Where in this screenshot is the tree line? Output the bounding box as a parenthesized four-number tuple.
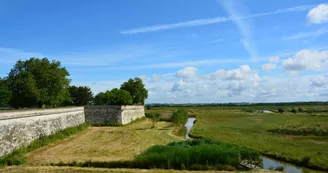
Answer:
(0, 58, 148, 108)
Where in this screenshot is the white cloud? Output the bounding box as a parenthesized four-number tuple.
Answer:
(261, 63, 277, 72)
(307, 4, 328, 24)
(138, 75, 147, 81)
(282, 49, 328, 71)
(150, 74, 161, 82)
(311, 75, 328, 87)
(205, 65, 260, 81)
(269, 56, 280, 63)
(176, 67, 198, 80)
(284, 28, 328, 40)
(120, 4, 315, 34)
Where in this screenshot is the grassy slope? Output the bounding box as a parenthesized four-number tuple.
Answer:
(187, 108, 328, 170)
(27, 120, 182, 164)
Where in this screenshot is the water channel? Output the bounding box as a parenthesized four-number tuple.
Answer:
(184, 117, 325, 173)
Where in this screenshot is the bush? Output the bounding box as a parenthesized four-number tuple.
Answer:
(172, 109, 188, 126)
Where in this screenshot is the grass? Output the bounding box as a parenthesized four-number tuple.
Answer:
(27, 119, 182, 164)
(41, 139, 260, 171)
(0, 166, 276, 173)
(0, 123, 89, 166)
(268, 124, 328, 136)
(134, 139, 260, 170)
(182, 107, 328, 171)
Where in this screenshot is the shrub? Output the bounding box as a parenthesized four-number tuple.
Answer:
(172, 109, 188, 126)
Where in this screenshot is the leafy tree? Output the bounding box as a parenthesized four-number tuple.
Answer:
(68, 86, 93, 106)
(120, 77, 148, 105)
(94, 89, 133, 105)
(107, 88, 133, 105)
(278, 108, 285, 114)
(7, 58, 70, 108)
(94, 92, 107, 105)
(172, 109, 188, 126)
(0, 77, 11, 106)
(145, 112, 160, 128)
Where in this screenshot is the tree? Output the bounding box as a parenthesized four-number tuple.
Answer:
(94, 89, 133, 105)
(0, 77, 11, 107)
(94, 92, 107, 105)
(172, 109, 188, 126)
(145, 112, 160, 128)
(7, 58, 70, 108)
(107, 88, 133, 105)
(278, 108, 285, 114)
(120, 77, 148, 105)
(68, 86, 93, 106)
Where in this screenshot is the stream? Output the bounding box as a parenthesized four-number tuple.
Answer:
(184, 117, 325, 173)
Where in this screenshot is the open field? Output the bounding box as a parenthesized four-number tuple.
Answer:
(27, 120, 182, 164)
(0, 166, 276, 173)
(178, 107, 328, 171)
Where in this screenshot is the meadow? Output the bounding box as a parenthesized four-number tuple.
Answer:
(177, 106, 328, 171)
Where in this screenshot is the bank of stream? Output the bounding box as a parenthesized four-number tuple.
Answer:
(185, 117, 325, 173)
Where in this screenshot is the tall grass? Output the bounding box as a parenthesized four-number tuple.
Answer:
(134, 139, 261, 170)
(0, 123, 89, 166)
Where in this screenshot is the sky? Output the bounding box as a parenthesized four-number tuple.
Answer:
(1, 0, 328, 103)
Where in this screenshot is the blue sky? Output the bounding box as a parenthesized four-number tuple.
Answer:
(1, 0, 328, 103)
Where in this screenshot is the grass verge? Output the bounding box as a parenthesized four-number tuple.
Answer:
(0, 123, 89, 166)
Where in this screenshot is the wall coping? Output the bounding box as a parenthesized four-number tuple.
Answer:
(84, 105, 144, 110)
(0, 107, 84, 121)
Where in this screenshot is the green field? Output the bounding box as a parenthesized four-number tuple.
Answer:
(182, 106, 328, 171)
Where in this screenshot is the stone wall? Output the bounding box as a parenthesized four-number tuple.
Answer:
(84, 105, 145, 125)
(0, 106, 144, 157)
(0, 107, 85, 157)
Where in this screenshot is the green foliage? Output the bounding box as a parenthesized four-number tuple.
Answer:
(107, 88, 133, 105)
(172, 109, 188, 126)
(145, 112, 160, 128)
(93, 89, 133, 105)
(7, 58, 70, 108)
(68, 86, 93, 106)
(134, 139, 260, 170)
(0, 123, 89, 166)
(94, 92, 107, 105)
(298, 107, 303, 112)
(0, 77, 11, 107)
(120, 77, 148, 105)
